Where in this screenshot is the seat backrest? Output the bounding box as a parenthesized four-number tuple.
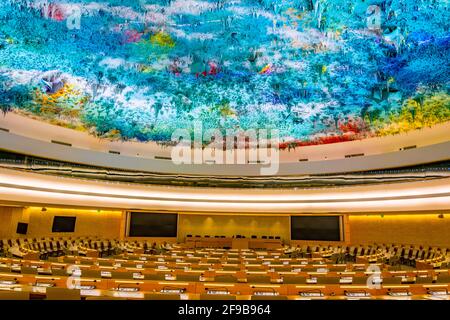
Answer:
(111, 271, 135, 279)
(436, 274, 450, 283)
(144, 273, 167, 281)
(317, 276, 340, 285)
(352, 277, 369, 285)
(21, 266, 38, 275)
(282, 276, 307, 284)
(0, 291, 30, 300)
(176, 274, 199, 282)
(144, 293, 180, 300)
(415, 276, 434, 284)
(214, 275, 238, 283)
(200, 294, 236, 300)
(51, 268, 68, 276)
(46, 287, 81, 300)
(247, 275, 271, 284)
(251, 295, 288, 300)
(382, 277, 403, 285)
(81, 269, 102, 278)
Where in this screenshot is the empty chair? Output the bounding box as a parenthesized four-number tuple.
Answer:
(317, 276, 340, 285)
(352, 277, 369, 285)
(81, 269, 102, 278)
(382, 277, 403, 285)
(0, 291, 30, 300)
(0, 266, 11, 273)
(46, 287, 81, 300)
(85, 296, 127, 300)
(200, 294, 236, 300)
(222, 265, 240, 271)
(436, 274, 450, 283)
(214, 275, 238, 283)
(144, 293, 180, 300)
(20, 266, 38, 275)
(176, 274, 199, 282)
(110, 271, 135, 279)
(51, 268, 68, 276)
(415, 276, 434, 284)
(144, 273, 167, 281)
(282, 276, 307, 284)
(251, 295, 288, 300)
(247, 275, 271, 284)
(329, 265, 347, 272)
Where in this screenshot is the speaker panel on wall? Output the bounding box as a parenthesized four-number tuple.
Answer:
(16, 222, 28, 235)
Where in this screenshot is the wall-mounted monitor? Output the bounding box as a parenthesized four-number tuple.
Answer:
(129, 212, 178, 237)
(16, 222, 28, 235)
(291, 216, 342, 241)
(52, 216, 76, 233)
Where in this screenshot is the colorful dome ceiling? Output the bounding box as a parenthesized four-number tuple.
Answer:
(0, 0, 449, 147)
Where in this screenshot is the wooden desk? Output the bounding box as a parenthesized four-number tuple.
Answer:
(185, 237, 282, 250)
(232, 239, 249, 250)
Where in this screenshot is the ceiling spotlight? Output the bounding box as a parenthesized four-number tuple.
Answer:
(41, 207, 47, 212)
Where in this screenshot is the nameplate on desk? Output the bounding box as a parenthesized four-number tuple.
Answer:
(253, 291, 278, 296)
(161, 288, 184, 294)
(165, 275, 176, 281)
(388, 291, 411, 296)
(35, 282, 55, 288)
(74, 285, 96, 290)
(300, 291, 323, 297)
(113, 263, 121, 267)
(0, 280, 17, 285)
(117, 287, 139, 292)
(101, 271, 112, 277)
(428, 289, 448, 296)
(133, 273, 144, 280)
(307, 278, 317, 284)
(207, 290, 229, 295)
(262, 261, 270, 265)
(340, 277, 353, 284)
(345, 291, 370, 297)
(158, 258, 165, 262)
(158, 265, 168, 270)
(317, 268, 328, 273)
(139, 257, 147, 261)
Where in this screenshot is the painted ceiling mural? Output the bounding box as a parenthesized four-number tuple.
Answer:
(0, 0, 449, 148)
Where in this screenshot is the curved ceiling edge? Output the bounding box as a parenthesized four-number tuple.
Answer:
(0, 129, 449, 176)
(0, 168, 449, 213)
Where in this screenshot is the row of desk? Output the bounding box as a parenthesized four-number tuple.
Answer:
(184, 238, 283, 249)
(0, 271, 449, 300)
